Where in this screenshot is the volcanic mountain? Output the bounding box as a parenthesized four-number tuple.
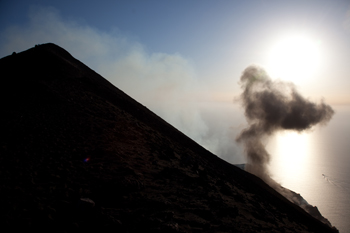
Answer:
(0, 43, 338, 232)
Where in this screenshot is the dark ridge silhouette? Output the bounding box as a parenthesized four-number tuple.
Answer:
(0, 43, 338, 232)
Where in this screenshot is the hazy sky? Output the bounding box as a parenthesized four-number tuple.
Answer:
(1, 0, 349, 162)
(1, 0, 350, 103)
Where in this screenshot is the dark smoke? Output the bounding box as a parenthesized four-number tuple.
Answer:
(236, 65, 334, 183)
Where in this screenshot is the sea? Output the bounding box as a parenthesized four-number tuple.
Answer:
(267, 105, 350, 233)
(153, 101, 350, 232)
(195, 103, 350, 233)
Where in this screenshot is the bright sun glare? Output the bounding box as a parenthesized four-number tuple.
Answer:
(268, 131, 312, 183)
(266, 34, 322, 84)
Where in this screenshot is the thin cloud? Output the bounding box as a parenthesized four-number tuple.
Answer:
(0, 6, 243, 161)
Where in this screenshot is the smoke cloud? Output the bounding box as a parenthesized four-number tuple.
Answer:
(236, 65, 334, 182)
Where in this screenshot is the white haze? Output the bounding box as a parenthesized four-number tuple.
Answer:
(0, 6, 246, 164)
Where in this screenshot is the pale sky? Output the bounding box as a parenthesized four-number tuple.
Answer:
(1, 0, 350, 103)
(1, 0, 349, 162)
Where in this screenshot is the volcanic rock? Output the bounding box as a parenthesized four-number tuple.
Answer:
(0, 43, 338, 232)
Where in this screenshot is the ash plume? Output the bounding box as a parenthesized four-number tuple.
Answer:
(236, 65, 334, 183)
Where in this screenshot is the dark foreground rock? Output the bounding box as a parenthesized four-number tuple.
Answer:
(0, 43, 338, 232)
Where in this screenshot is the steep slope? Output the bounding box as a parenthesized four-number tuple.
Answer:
(0, 43, 338, 232)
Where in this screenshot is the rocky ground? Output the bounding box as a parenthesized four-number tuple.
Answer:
(0, 43, 338, 232)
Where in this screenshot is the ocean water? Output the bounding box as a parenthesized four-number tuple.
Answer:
(267, 105, 350, 233)
(197, 103, 350, 232)
(162, 101, 349, 232)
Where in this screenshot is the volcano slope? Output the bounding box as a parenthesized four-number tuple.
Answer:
(0, 43, 338, 233)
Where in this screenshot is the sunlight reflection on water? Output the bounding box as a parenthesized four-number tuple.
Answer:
(268, 131, 312, 184)
(201, 103, 350, 232)
(266, 106, 350, 232)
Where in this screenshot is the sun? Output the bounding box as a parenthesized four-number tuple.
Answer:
(265, 34, 322, 84)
